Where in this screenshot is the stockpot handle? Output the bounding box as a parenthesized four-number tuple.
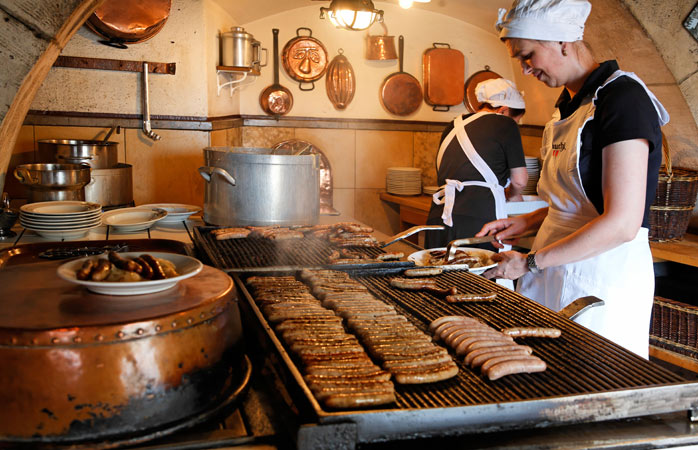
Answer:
(198, 166, 236, 186)
(14, 167, 36, 185)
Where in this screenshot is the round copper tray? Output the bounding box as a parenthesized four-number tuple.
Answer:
(463, 67, 502, 113)
(86, 0, 172, 48)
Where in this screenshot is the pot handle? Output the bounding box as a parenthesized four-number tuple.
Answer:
(198, 166, 236, 186)
(86, 176, 97, 187)
(13, 167, 36, 185)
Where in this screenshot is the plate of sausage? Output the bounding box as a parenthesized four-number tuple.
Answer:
(407, 247, 497, 274)
(57, 251, 203, 296)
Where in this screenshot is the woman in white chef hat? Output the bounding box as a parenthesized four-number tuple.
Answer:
(426, 78, 529, 258)
(477, 0, 669, 358)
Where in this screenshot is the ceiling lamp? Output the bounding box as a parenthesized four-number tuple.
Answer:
(320, 0, 384, 31)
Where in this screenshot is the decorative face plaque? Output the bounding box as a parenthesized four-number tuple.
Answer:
(685, 2, 698, 42)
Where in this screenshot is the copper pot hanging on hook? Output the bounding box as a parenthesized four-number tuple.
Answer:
(282, 27, 329, 91)
(365, 22, 397, 60)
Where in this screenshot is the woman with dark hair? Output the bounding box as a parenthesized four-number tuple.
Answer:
(477, 0, 669, 357)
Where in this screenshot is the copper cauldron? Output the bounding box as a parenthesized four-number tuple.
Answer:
(0, 253, 244, 445)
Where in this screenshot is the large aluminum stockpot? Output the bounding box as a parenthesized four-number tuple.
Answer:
(38, 139, 119, 169)
(199, 147, 319, 227)
(85, 163, 134, 207)
(14, 163, 91, 202)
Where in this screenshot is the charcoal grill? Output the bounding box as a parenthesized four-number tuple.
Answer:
(234, 266, 698, 449)
(193, 226, 413, 273)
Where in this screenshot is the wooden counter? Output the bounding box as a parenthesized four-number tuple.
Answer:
(650, 233, 698, 268)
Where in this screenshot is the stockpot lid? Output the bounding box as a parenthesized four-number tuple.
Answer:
(204, 147, 320, 166)
(38, 139, 119, 147)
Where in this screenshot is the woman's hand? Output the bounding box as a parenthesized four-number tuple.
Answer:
(476, 216, 529, 249)
(482, 251, 528, 280)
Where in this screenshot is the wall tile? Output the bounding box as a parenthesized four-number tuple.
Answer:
(521, 135, 543, 158)
(210, 127, 242, 147)
(414, 131, 441, 187)
(355, 130, 413, 189)
(34, 126, 127, 164)
(294, 128, 356, 189)
(331, 188, 355, 220)
(354, 188, 401, 236)
(241, 127, 295, 148)
(125, 129, 208, 207)
(210, 129, 225, 147)
(5, 126, 35, 203)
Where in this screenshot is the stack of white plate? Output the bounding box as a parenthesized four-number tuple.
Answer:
(523, 157, 541, 195)
(20, 201, 102, 239)
(386, 167, 422, 195)
(423, 185, 440, 195)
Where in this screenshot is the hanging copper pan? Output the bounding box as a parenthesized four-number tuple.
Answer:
(260, 28, 293, 116)
(282, 27, 329, 91)
(86, 0, 172, 49)
(380, 35, 422, 116)
(463, 66, 502, 112)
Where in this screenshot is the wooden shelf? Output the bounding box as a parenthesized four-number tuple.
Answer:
(216, 65, 261, 76)
(650, 345, 698, 373)
(650, 233, 698, 268)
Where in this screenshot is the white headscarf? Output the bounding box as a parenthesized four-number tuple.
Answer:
(475, 78, 525, 109)
(496, 0, 592, 42)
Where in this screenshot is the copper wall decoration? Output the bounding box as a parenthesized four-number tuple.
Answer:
(325, 49, 356, 110)
(282, 27, 328, 91)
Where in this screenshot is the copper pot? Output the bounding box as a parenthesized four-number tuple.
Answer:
(0, 258, 244, 444)
(282, 27, 328, 91)
(365, 22, 397, 60)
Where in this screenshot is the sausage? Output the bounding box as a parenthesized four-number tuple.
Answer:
(446, 292, 497, 303)
(133, 256, 154, 279)
(429, 316, 482, 332)
(403, 267, 443, 277)
(424, 286, 458, 297)
(464, 344, 533, 365)
(457, 338, 516, 356)
(139, 254, 167, 280)
(90, 259, 112, 281)
(391, 361, 459, 384)
(390, 277, 438, 290)
(211, 227, 251, 240)
(108, 251, 142, 273)
(76, 259, 96, 280)
(323, 391, 396, 409)
(501, 327, 562, 338)
(470, 348, 537, 369)
(480, 354, 543, 373)
(486, 358, 547, 381)
(377, 252, 404, 261)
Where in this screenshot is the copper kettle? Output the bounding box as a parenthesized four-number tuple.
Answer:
(365, 22, 397, 60)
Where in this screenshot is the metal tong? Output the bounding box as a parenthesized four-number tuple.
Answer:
(381, 225, 445, 248)
(442, 229, 537, 263)
(142, 62, 161, 141)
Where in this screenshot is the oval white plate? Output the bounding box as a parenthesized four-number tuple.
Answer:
(139, 203, 200, 223)
(21, 218, 102, 230)
(33, 225, 101, 240)
(21, 201, 102, 216)
(408, 247, 497, 275)
(57, 252, 203, 296)
(103, 207, 167, 232)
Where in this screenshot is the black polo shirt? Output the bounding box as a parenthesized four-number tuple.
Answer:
(556, 60, 663, 228)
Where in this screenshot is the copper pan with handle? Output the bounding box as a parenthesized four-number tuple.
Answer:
(85, 0, 171, 49)
(282, 27, 329, 91)
(463, 66, 502, 113)
(380, 35, 422, 116)
(260, 29, 293, 116)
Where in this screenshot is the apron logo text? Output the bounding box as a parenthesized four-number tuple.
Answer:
(552, 142, 566, 157)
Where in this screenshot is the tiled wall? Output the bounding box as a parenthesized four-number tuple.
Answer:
(9, 123, 542, 236)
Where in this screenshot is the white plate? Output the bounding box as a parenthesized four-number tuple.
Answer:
(103, 207, 167, 232)
(139, 203, 201, 223)
(32, 225, 101, 240)
(57, 252, 203, 296)
(21, 218, 102, 231)
(21, 201, 101, 216)
(408, 247, 497, 275)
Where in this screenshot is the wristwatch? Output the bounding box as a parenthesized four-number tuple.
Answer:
(526, 251, 541, 274)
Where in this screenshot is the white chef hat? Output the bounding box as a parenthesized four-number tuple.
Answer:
(475, 78, 525, 109)
(495, 0, 592, 42)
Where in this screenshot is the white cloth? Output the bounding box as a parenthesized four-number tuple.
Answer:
(516, 70, 669, 359)
(496, 0, 592, 42)
(475, 78, 525, 109)
(433, 112, 513, 289)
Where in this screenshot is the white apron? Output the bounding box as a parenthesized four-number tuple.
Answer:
(432, 112, 513, 288)
(517, 70, 670, 358)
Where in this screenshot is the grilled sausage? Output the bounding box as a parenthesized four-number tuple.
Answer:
(391, 361, 459, 384)
(139, 254, 167, 280)
(470, 348, 537, 369)
(501, 327, 562, 338)
(90, 259, 112, 281)
(403, 267, 443, 277)
(76, 259, 96, 280)
(211, 227, 251, 240)
(486, 358, 547, 381)
(132, 256, 154, 279)
(390, 277, 438, 290)
(464, 344, 533, 365)
(457, 339, 516, 356)
(377, 252, 404, 261)
(324, 391, 396, 409)
(480, 354, 543, 373)
(446, 292, 497, 303)
(108, 251, 142, 273)
(429, 316, 482, 332)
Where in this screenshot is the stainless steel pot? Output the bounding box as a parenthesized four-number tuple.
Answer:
(37, 139, 119, 169)
(14, 163, 91, 202)
(221, 27, 266, 69)
(199, 147, 319, 227)
(85, 163, 133, 207)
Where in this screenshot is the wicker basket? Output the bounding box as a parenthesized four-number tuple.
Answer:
(649, 134, 698, 242)
(650, 296, 698, 359)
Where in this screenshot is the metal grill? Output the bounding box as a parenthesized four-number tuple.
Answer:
(193, 226, 411, 273)
(234, 266, 698, 445)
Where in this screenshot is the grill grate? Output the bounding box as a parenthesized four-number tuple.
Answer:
(345, 269, 683, 409)
(193, 226, 409, 272)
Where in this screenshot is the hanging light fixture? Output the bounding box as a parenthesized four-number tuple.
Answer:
(320, 0, 384, 31)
